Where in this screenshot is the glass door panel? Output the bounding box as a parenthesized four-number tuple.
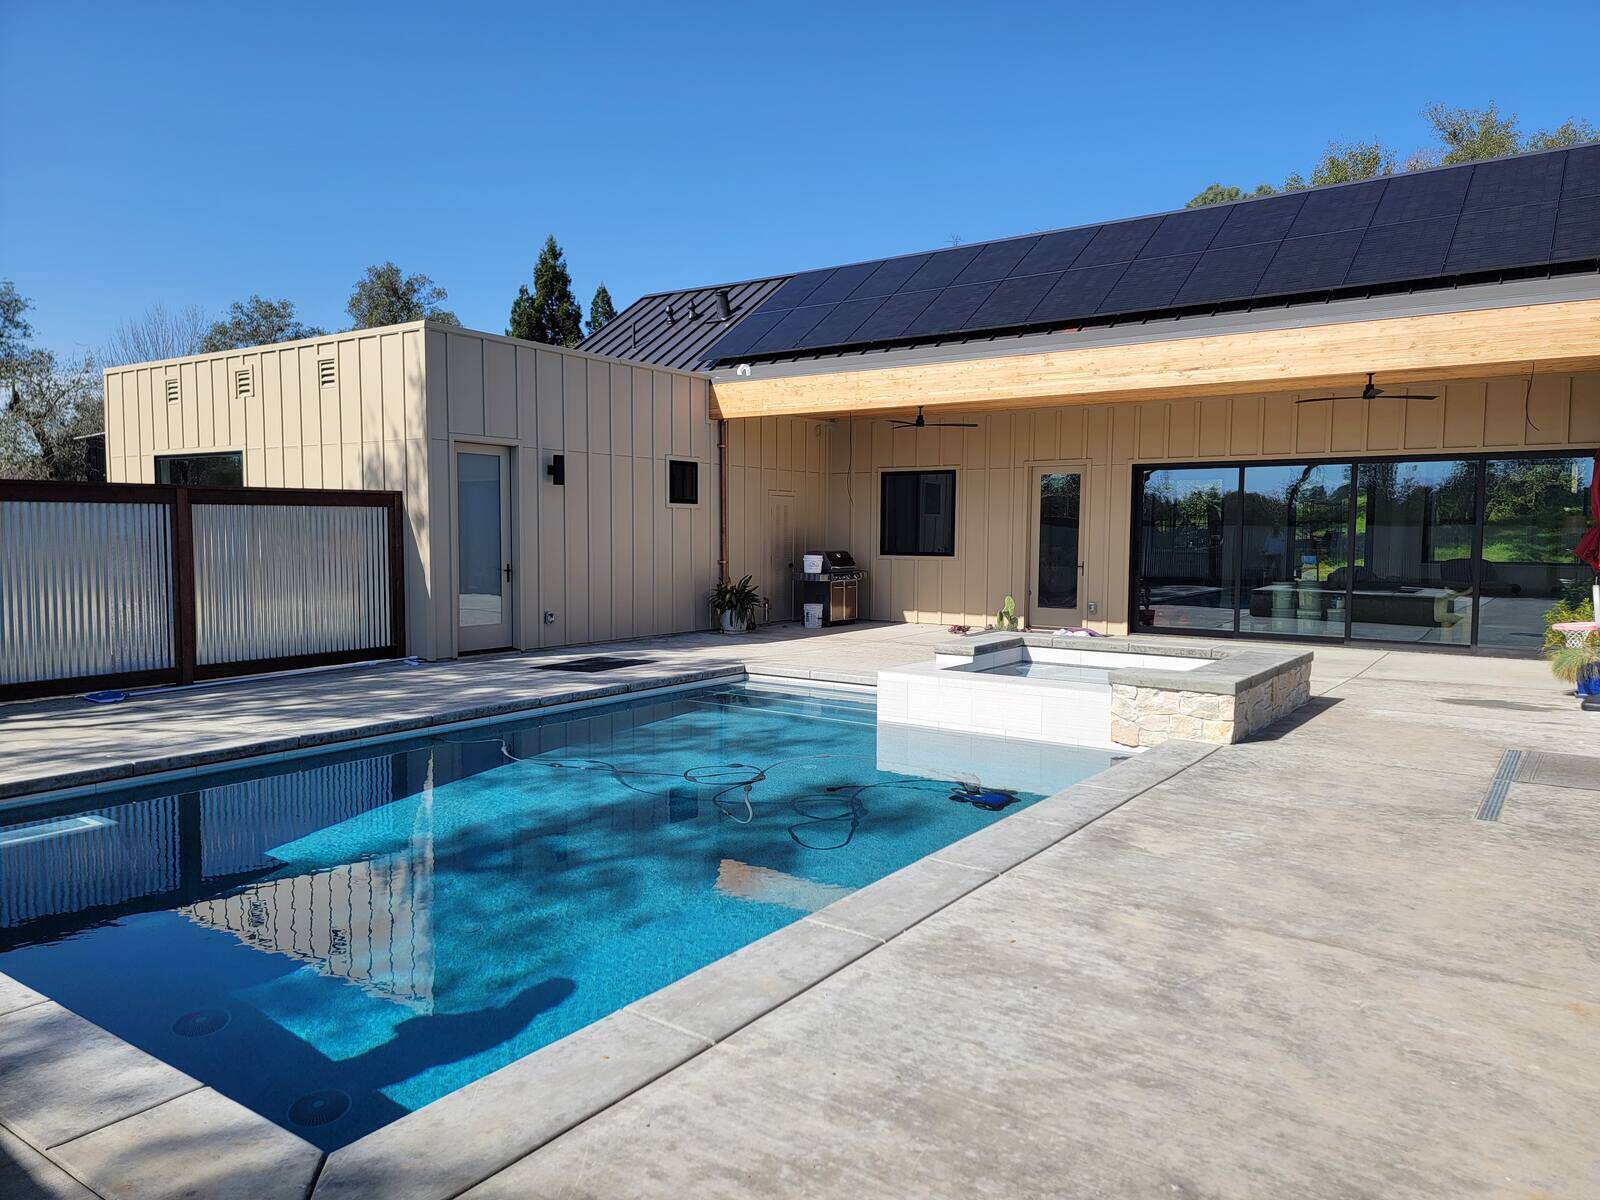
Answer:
(1029, 467, 1084, 627)
(1351, 459, 1475, 645)
(457, 447, 512, 651)
(1135, 467, 1239, 632)
(1477, 454, 1596, 651)
(1238, 463, 1352, 638)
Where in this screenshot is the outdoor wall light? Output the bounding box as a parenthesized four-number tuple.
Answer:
(547, 454, 565, 485)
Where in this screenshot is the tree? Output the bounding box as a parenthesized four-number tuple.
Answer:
(507, 236, 583, 347)
(1, 282, 101, 481)
(587, 283, 618, 337)
(346, 262, 458, 329)
(103, 301, 209, 366)
(200, 295, 325, 352)
(1187, 104, 1597, 206)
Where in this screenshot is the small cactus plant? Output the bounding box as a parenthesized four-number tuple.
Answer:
(995, 595, 1019, 632)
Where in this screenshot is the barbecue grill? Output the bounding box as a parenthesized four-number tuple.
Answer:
(792, 550, 865, 626)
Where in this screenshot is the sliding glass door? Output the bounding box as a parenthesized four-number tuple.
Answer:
(1133, 450, 1596, 650)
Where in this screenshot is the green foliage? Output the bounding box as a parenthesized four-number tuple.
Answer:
(995, 595, 1019, 632)
(508, 236, 584, 347)
(710, 574, 765, 626)
(200, 295, 324, 352)
(0, 282, 101, 481)
(1545, 638, 1599, 684)
(587, 283, 618, 337)
(1187, 104, 1597, 206)
(346, 262, 458, 329)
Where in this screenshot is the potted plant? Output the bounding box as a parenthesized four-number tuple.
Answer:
(710, 575, 766, 633)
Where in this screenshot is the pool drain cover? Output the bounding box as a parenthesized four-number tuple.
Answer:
(289, 1090, 350, 1127)
(172, 1009, 231, 1037)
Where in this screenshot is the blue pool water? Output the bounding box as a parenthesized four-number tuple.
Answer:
(0, 682, 1115, 1149)
(980, 660, 1113, 684)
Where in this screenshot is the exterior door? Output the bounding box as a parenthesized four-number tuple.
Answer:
(768, 492, 796, 621)
(456, 445, 513, 652)
(1027, 464, 1087, 629)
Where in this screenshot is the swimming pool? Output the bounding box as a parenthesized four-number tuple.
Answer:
(979, 660, 1113, 684)
(0, 681, 1115, 1149)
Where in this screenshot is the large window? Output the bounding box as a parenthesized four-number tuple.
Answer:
(1134, 451, 1597, 650)
(881, 470, 956, 557)
(155, 452, 243, 487)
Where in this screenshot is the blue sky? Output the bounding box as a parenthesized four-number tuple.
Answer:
(3, 1, 1598, 355)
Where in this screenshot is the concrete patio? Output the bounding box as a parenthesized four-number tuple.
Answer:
(3, 624, 1599, 1199)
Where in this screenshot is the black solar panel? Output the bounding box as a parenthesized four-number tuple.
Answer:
(963, 272, 1061, 329)
(951, 237, 1040, 285)
(902, 283, 997, 337)
(1009, 227, 1098, 275)
(900, 246, 984, 292)
(1445, 202, 1558, 273)
(846, 254, 932, 300)
(1371, 168, 1471, 225)
(1173, 241, 1280, 305)
(1464, 152, 1565, 210)
(1073, 217, 1162, 267)
(1140, 207, 1230, 257)
(1564, 144, 1600, 200)
(699, 148, 1593, 365)
(1552, 194, 1600, 259)
(1256, 230, 1364, 294)
(1210, 193, 1305, 248)
(1287, 180, 1386, 237)
(1345, 216, 1455, 285)
(1096, 254, 1200, 312)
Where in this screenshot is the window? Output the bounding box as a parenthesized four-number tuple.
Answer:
(1135, 467, 1239, 631)
(155, 452, 244, 487)
(667, 459, 699, 505)
(317, 357, 336, 388)
(1478, 454, 1595, 651)
(881, 470, 956, 556)
(164, 377, 180, 404)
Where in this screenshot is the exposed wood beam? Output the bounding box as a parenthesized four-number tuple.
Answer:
(710, 298, 1600, 419)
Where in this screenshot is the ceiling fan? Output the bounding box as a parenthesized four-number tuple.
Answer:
(888, 406, 978, 429)
(1295, 373, 1438, 404)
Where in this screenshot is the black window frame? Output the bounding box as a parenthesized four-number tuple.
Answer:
(1128, 447, 1597, 656)
(154, 451, 245, 487)
(879, 469, 958, 557)
(667, 458, 699, 506)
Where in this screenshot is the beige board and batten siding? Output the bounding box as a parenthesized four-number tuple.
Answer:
(105, 322, 827, 660)
(823, 370, 1600, 633)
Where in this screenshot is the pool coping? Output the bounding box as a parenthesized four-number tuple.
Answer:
(0, 670, 1212, 1200)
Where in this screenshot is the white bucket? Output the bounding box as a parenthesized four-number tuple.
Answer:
(803, 603, 824, 629)
(802, 553, 824, 574)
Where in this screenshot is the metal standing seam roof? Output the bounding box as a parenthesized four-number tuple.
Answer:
(577, 275, 790, 371)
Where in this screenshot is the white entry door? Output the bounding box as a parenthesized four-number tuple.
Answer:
(768, 493, 796, 621)
(1027, 464, 1088, 629)
(456, 445, 513, 652)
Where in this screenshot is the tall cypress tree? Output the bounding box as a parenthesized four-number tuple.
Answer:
(587, 284, 617, 336)
(508, 236, 583, 347)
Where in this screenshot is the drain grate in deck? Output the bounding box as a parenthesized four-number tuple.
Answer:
(1475, 750, 1521, 822)
(528, 655, 655, 674)
(1514, 749, 1600, 791)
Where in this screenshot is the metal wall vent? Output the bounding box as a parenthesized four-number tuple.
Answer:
(234, 368, 253, 400)
(164, 377, 180, 404)
(317, 357, 337, 388)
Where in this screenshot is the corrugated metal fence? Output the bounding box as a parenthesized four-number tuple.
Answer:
(0, 481, 404, 700)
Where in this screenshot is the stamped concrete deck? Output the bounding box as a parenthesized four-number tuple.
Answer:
(4, 625, 1599, 1198)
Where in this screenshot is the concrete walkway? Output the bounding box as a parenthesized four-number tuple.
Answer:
(4, 627, 1599, 1198)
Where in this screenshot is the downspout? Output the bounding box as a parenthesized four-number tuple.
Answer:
(717, 416, 730, 584)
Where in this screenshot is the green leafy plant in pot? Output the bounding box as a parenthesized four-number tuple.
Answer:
(711, 575, 766, 633)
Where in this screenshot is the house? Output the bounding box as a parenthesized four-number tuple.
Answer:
(105, 145, 1600, 658)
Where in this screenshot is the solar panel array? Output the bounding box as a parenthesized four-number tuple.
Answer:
(701, 146, 1600, 366)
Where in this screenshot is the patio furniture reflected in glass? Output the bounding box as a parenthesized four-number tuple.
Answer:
(1347, 459, 1475, 645)
(1477, 455, 1596, 651)
(1239, 463, 1351, 638)
(1135, 467, 1239, 631)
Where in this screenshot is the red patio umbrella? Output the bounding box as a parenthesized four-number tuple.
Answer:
(1578, 452, 1600, 572)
